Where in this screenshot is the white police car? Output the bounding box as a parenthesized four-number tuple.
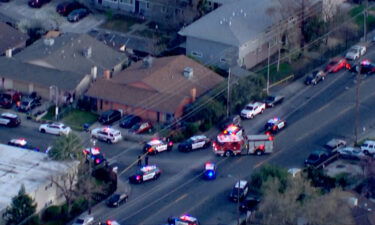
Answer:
(143, 138, 173, 154)
(7, 138, 40, 152)
(178, 135, 211, 152)
(0, 113, 21, 127)
(129, 165, 161, 184)
(168, 215, 199, 225)
(264, 117, 286, 135)
(91, 127, 122, 144)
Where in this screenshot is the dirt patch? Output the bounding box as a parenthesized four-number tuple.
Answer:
(325, 159, 364, 177)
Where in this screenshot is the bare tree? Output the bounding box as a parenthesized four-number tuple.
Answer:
(50, 164, 79, 217)
(254, 175, 354, 225)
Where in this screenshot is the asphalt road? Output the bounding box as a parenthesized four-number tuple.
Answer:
(1, 54, 375, 224)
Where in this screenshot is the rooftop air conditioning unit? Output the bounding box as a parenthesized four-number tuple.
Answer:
(183, 67, 193, 79)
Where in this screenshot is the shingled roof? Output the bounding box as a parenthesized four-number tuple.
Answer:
(86, 55, 224, 113)
(0, 22, 28, 54)
(14, 33, 127, 76)
(0, 58, 85, 91)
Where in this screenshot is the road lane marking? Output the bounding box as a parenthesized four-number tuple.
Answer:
(138, 194, 189, 225)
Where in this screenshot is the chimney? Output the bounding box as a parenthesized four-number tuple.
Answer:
(5, 49, 12, 58)
(183, 67, 193, 79)
(83, 47, 92, 58)
(190, 88, 197, 102)
(91, 66, 97, 81)
(103, 69, 111, 80)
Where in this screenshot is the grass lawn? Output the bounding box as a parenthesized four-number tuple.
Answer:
(100, 15, 143, 33)
(349, 5, 375, 29)
(259, 63, 293, 83)
(133, 29, 158, 38)
(62, 109, 98, 131)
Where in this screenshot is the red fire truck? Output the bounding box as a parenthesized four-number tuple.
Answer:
(212, 124, 274, 156)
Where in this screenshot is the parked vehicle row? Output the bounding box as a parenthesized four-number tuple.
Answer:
(240, 95, 284, 120)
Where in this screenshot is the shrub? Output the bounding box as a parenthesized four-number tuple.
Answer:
(42, 205, 62, 221)
(71, 198, 88, 218)
(199, 120, 212, 132)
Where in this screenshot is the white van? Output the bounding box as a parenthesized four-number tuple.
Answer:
(360, 140, 375, 155)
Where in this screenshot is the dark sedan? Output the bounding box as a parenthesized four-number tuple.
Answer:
(28, 0, 51, 8)
(56, 1, 83, 16)
(264, 95, 284, 108)
(106, 193, 128, 207)
(67, 8, 89, 22)
(119, 115, 141, 129)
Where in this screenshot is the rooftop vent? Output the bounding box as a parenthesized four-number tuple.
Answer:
(44, 38, 54, 46)
(143, 56, 154, 68)
(83, 47, 92, 58)
(183, 67, 193, 79)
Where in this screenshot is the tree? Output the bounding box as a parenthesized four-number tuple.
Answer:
(3, 185, 37, 225)
(249, 164, 289, 195)
(253, 171, 354, 225)
(48, 133, 84, 161)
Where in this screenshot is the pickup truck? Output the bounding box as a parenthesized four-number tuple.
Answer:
(240, 102, 266, 119)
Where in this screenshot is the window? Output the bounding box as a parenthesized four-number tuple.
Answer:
(220, 58, 227, 63)
(175, 8, 181, 14)
(146, 2, 150, 9)
(161, 6, 167, 13)
(191, 51, 203, 58)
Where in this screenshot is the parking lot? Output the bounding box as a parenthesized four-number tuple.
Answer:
(0, 0, 105, 33)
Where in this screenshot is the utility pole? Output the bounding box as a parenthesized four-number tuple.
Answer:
(88, 139, 95, 215)
(237, 179, 240, 225)
(267, 42, 271, 95)
(227, 68, 231, 118)
(364, 0, 368, 41)
(355, 67, 361, 145)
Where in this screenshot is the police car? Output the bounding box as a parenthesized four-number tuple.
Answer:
(129, 165, 161, 184)
(7, 138, 40, 152)
(178, 135, 211, 152)
(168, 215, 199, 225)
(91, 127, 122, 144)
(0, 113, 21, 127)
(264, 117, 286, 135)
(143, 138, 173, 154)
(203, 162, 216, 180)
(83, 147, 106, 165)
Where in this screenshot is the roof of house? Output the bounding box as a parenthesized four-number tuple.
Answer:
(14, 33, 127, 76)
(179, 0, 279, 47)
(0, 144, 79, 212)
(0, 22, 28, 54)
(86, 55, 224, 113)
(0, 58, 86, 90)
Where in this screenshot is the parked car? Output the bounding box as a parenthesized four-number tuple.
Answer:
(338, 147, 365, 160)
(305, 70, 326, 85)
(128, 165, 161, 184)
(324, 138, 346, 151)
(67, 8, 89, 22)
(83, 147, 106, 165)
(119, 115, 141, 129)
(17, 97, 41, 112)
(106, 193, 128, 207)
(143, 138, 173, 154)
(361, 140, 375, 155)
(72, 215, 94, 225)
(28, 0, 51, 8)
(240, 102, 266, 119)
(229, 180, 249, 202)
(325, 57, 349, 73)
(98, 109, 122, 125)
(39, 122, 71, 136)
(264, 95, 284, 108)
(345, 45, 366, 60)
(56, 1, 83, 16)
(129, 121, 152, 134)
(0, 91, 22, 108)
(0, 113, 21, 127)
(304, 150, 330, 167)
(217, 115, 242, 131)
(239, 195, 261, 213)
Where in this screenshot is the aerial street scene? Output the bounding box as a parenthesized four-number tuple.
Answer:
(0, 0, 374, 224)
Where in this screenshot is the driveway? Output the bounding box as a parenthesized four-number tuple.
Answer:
(0, 0, 105, 33)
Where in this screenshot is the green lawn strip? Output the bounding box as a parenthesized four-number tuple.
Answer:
(259, 62, 293, 83)
(100, 15, 142, 33)
(62, 109, 98, 131)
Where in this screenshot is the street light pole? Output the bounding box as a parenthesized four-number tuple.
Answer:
(355, 67, 361, 145)
(88, 139, 96, 215)
(267, 42, 271, 95)
(227, 68, 231, 118)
